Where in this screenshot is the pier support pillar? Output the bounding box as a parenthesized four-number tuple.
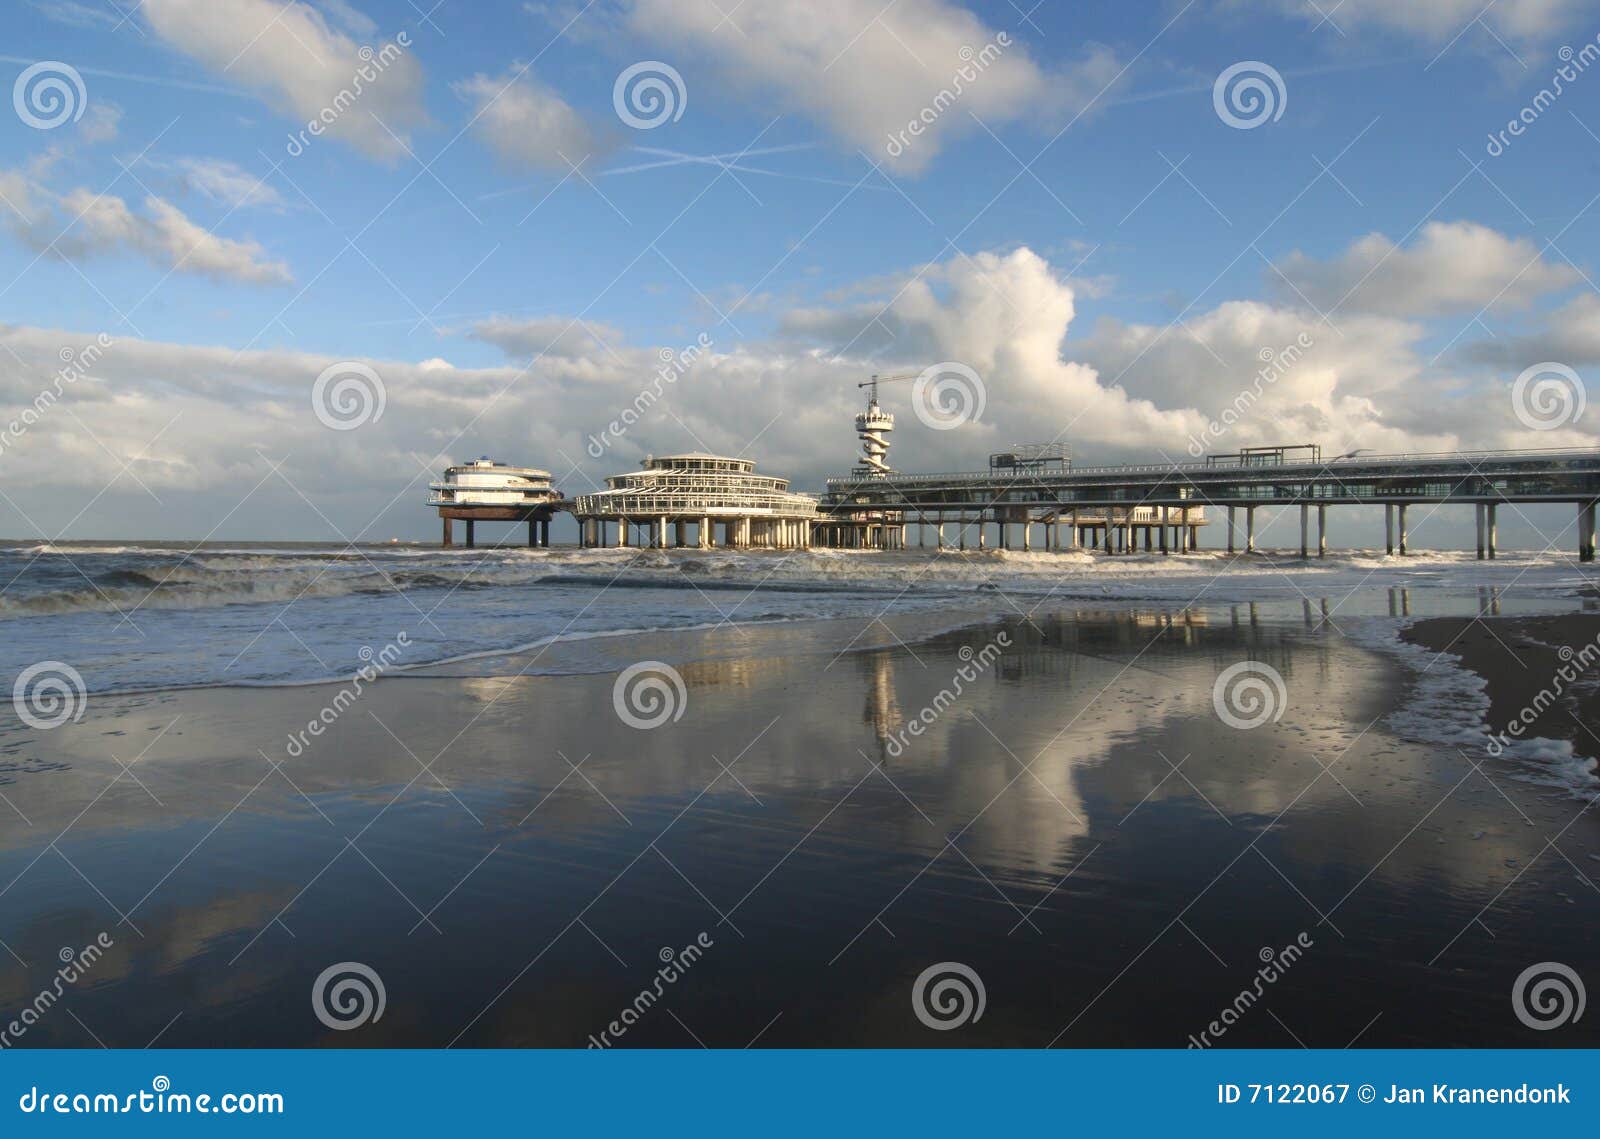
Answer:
(1299, 504, 1309, 558)
(1226, 506, 1235, 554)
(1475, 504, 1486, 560)
(1384, 505, 1394, 555)
(1159, 509, 1168, 555)
(978, 520, 986, 550)
(1022, 520, 1031, 552)
(1069, 511, 1078, 550)
(1245, 505, 1256, 553)
(1487, 504, 1497, 559)
(442, 517, 452, 548)
(617, 518, 628, 548)
(700, 517, 710, 550)
(529, 519, 539, 548)
(1398, 503, 1409, 556)
(1317, 505, 1326, 557)
(465, 520, 475, 549)
(1582, 501, 1597, 562)
(1103, 514, 1113, 555)
(1182, 509, 1192, 553)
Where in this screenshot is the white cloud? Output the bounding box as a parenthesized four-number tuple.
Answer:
(623, 0, 1119, 174)
(1, 157, 291, 284)
(3, 244, 1590, 537)
(80, 102, 123, 144)
(456, 70, 605, 170)
(142, 0, 426, 160)
(1459, 293, 1600, 370)
(163, 157, 286, 210)
(1274, 221, 1578, 318)
(469, 315, 626, 360)
(1266, 0, 1584, 43)
(52, 186, 292, 284)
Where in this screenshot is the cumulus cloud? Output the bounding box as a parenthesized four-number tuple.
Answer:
(142, 0, 426, 160)
(1458, 293, 1600, 370)
(623, 0, 1119, 174)
(456, 70, 606, 170)
(1273, 221, 1578, 318)
(3, 245, 1591, 537)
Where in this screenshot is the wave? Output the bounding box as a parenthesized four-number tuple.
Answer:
(1344, 617, 1600, 799)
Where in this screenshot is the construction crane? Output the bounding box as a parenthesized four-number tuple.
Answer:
(853, 372, 921, 477)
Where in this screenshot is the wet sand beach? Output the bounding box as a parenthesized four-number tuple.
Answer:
(3, 603, 1597, 1048)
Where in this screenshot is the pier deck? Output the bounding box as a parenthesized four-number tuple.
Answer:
(820, 446, 1600, 559)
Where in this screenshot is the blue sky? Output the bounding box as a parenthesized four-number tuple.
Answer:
(2, 0, 1599, 544)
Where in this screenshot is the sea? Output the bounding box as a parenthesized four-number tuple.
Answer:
(2, 539, 1597, 793)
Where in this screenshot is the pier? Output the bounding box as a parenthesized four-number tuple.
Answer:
(572, 454, 817, 549)
(820, 445, 1600, 560)
(429, 458, 562, 548)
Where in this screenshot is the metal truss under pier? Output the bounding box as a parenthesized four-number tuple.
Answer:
(820, 446, 1600, 560)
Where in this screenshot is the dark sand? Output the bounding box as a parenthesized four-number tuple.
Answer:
(1404, 613, 1600, 762)
(2, 606, 1598, 1048)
